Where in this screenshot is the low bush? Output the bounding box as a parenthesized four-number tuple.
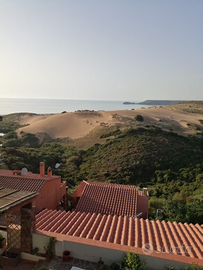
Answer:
(134, 115, 144, 121)
(122, 252, 145, 270)
(198, 119, 203, 124)
(100, 129, 121, 138)
(3, 138, 20, 147)
(3, 131, 18, 140)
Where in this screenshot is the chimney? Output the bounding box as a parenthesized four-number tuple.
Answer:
(143, 187, 148, 196)
(12, 170, 21, 175)
(47, 166, 52, 177)
(40, 162, 45, 177)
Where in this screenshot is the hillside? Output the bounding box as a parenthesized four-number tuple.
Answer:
(1, 101, 203, 224)
(137, 100, 184, 105)
(79, 127, 203, 184)
(1, 126, 203, 191)
(1, 101, 203, 150)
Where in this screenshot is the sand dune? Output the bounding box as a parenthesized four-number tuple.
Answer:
(17, 107, 203, 140)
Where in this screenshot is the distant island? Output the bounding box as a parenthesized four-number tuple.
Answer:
(123, 102, 135, 105)
(137, 100, 184, 106)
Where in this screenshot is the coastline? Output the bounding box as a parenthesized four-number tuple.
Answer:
(0, 98, 150, 115)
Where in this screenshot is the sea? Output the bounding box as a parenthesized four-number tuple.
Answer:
(0, 98, 152, 115)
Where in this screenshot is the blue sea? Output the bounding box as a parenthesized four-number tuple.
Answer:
(0, 98, 151, 115)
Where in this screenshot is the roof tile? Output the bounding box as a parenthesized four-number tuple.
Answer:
(74, 181, 139, 217)
(35, 209, 203, 263)
(0, 169, 60, 193)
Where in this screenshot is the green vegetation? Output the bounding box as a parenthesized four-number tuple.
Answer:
(134, 114, 144, 121)
(122, 252, 145, 270)
(178, 101, 203, 106)
(198, 119, 203, 124)
(37, 267, 49, 270)
(181, 108, 203, 115)
(44, 237, 57, 257)
(184, 265, 203, 270)
(1, 122, 203, 224)
(1, 113, 36, 122)
(170, 101, 203, 115)
(0, 113, 33, 134)
(161, 198, 203, 224)
(2, 132, 40, 148)
(100, 129, 121, 138)
(0, 121, 20, 133)
(32, 247, 39, 255)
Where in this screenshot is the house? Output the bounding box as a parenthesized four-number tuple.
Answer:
(34, 208, 203, 269)
(0, 162, 67, 253)
(0, 162, 67, 214)
(72, 181, 149, 219)
(3, 173, 202, 269)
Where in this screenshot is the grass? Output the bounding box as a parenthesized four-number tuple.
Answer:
(178, 101, 203, 105)
(181, 108, 203, 114)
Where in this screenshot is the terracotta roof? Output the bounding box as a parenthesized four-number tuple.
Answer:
(71, 181, 88, 197)
(0, 170, 60, 193)
(0, 169, 59, 179)
(73, 181, 139, 217)
(35, 209, 203, 265)
(0, 175, 46, 192)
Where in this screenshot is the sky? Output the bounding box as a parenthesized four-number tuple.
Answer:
(0, 0, 203, 101)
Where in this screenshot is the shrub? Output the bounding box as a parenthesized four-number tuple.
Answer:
(100, 129, 121, 138)
(3, 138, 20, 147)
(44, 237, 57, 257)
(20, 133, 40, 147)
(32, 247, 39, 255)
(122, 252, 145, 270)
(198, 119, 203, 124)
(3, 131, 17, 140)
(0, 122, 20, 133)
(134, 115, 144, 121)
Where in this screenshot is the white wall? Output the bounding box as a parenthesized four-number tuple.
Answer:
(32, 233, 192, 270)
(61, 241, 191, 270)
(62, 240, 122, 264)
(32, 233, 50, 254)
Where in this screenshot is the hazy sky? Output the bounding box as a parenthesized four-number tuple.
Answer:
(0, 1, 203, 101)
